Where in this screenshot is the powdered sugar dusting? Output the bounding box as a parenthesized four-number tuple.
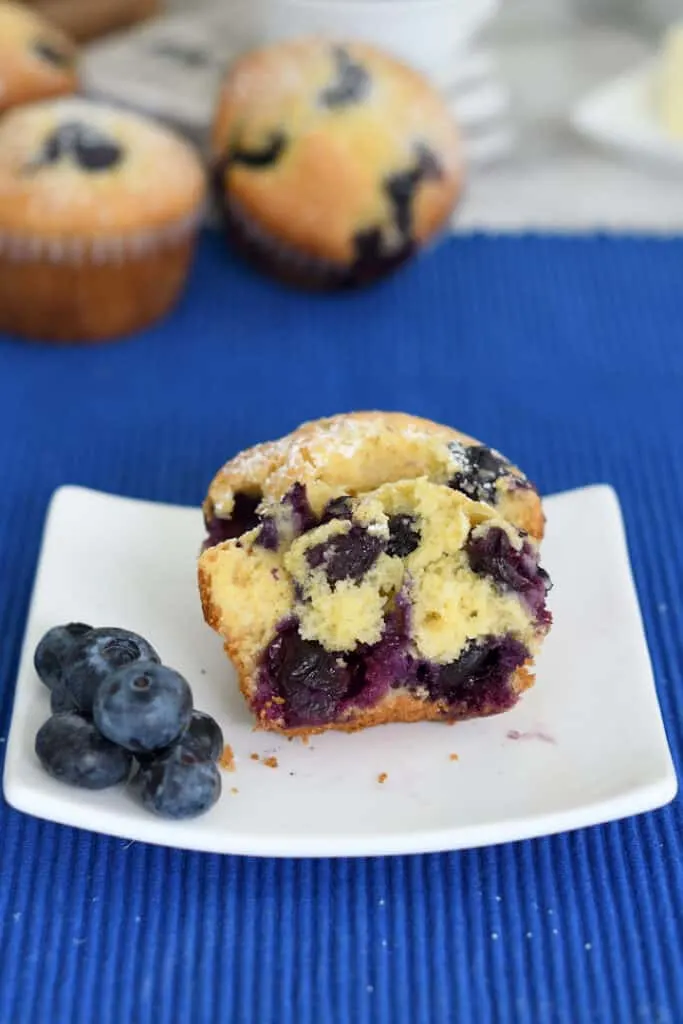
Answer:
(209, 413, 460, 513)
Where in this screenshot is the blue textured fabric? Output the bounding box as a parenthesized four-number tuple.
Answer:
(0, 232, 682, 1024)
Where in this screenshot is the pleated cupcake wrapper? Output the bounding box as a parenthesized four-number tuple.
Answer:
(225, 194, 343, 276)
(225, 193, 415, 283)
(0, 208, 202, 266)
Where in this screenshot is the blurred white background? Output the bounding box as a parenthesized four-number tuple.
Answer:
(84, 0, 683, 232)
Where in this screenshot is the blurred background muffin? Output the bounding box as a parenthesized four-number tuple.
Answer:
(211, 37, 463, 289)
(0, 0, 79, 112)
(0, 97, 206, 342)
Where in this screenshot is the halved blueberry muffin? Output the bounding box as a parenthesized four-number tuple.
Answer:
(203, 411, 544, 549)
(199, 476, 551, 736)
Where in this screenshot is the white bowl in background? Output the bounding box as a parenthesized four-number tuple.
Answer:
(214, 0, 500, 87)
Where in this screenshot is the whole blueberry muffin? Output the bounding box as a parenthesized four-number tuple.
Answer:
(211, 38, 463, 288)
(199, 413, 550, 736)
(0, 1, 78, 113)
(0, 98, 206, 341)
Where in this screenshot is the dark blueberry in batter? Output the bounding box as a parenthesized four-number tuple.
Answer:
(385, 144, 443, 237)
(306, 524, 383, 584)
(386, 514, 421, 558)
(256, 516, 279, 550)
(282, 483, 317, 535)
(29, 122, 123, 173)
(203, 492, 262, 549)
(349, 144, 441, 278)
(230, 131, 288, 168)
(449, 444, 514, 504)
(320, 46, 371, 108)
(266, 624, 351, 726)
(354, 227, 386, 263)
(320, 496, 354, 524)
(33, 40, 73, 68)
(466, 526, 551, 620)
(428, 635, 528, 713)
(351, 227, 413, 285)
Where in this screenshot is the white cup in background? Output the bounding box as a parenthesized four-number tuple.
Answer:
(213, 0, 500, 87)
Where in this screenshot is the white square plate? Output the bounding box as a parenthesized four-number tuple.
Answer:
(572, 62, 683, 170)
(3, 484, 676, 858)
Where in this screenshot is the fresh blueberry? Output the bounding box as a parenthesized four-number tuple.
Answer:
(94, 661, 192, 753)
(63, 627, 160, 712)
(35, 712, 132, 789)
(50, 684, 80, 714)
(34, 622, 92, 691)
(306, 524, 383, 584)
(386, 514, 421, 558)
(133, 745, 222, 819)
(183, 711, 224, 762)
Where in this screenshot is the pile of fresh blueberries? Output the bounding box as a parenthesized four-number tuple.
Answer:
(33, 624, 224, 819)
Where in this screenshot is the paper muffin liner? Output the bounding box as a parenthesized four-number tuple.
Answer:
(217, 184, 414, 291)
(0, 207, 203, 266)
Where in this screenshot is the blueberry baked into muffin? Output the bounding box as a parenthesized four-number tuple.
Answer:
(211, 38, 463, 288)
(0, 1, 78, 113)
(0, 98, 205, 341)
(199, 413, 551, 736)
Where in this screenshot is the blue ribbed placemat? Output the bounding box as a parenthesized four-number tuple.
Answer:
(0, 232, 682, 1023)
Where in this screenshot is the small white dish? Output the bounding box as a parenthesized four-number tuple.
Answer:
(572, 61, 683, 170)
(3, 484, 676, 858)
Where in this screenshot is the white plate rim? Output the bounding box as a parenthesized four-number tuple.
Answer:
(2, 483, 677, 858)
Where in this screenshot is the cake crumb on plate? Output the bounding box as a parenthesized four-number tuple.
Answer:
(219, 745, 236, 772)
(263, 756, 278, 769)
(449, 753, 459, 761)
(377, 772, 388, 784)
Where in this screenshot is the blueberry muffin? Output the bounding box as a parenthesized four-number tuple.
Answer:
(0, 98, 206, 342)
(199, 413, 550, 736)
(211, 38, 463, 289)
(0, 1, 78, 113)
